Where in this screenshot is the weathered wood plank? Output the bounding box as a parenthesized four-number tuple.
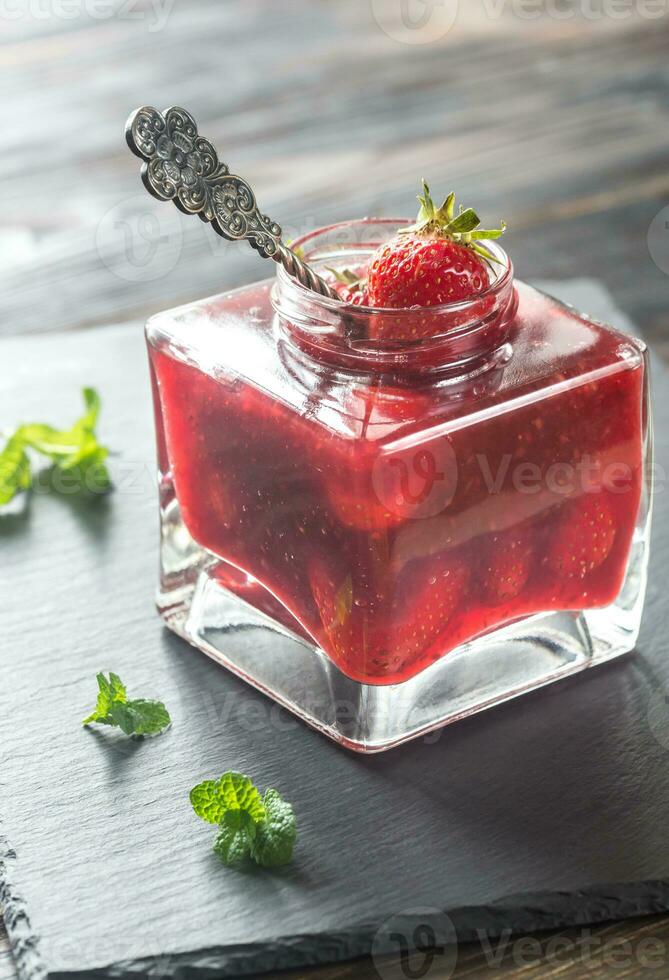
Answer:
(2, 3, 669, 353)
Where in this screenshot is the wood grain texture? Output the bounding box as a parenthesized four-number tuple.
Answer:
(0, 282, 669, 980)
(2, 1, 669, 357)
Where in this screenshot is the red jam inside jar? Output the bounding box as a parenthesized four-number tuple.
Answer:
(148, 220, 649, 687)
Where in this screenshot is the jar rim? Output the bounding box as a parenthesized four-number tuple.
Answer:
(279, 216, 514, 315)
(273, 217, 518, 380)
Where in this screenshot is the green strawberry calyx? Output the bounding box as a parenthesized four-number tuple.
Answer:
(400, 180, 507, 264)
(325, 265, 365, 294)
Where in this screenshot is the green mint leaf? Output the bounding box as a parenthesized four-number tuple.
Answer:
(213, 809, 257, 866)
(82, 672, 115, 723)
(191, 775, 297, 869)
(19, 423, 84, 456)
(189, 781, 224, 823)
(78, 387, 101, 432)
(83, 672, 170, 736)
(17, 388, 111, 494)
(108, 699, 171, 736)
(1, 387, 110, 508)
(105, 702, 136, 734)
(251, 789, 297, 868)
(213, 828, 251, 865)
(190, 772, 266, 825)
(108, 671, 126, 701)
(58, 444, 111, 494)
(0, 433, 32, 506)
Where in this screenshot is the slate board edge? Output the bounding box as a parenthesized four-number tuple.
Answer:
(0, 822, 47, 980)
(4, 882, 669, 980)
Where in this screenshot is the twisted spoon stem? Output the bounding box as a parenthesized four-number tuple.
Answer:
(125, 105, 339, 302)
(274, 243, 337, 299)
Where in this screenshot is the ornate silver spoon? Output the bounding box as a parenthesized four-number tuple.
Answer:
(125, 105, 339, 301)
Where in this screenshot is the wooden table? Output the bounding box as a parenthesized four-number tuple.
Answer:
(3, 2, 669, 977)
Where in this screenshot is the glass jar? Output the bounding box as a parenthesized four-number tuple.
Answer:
(146, 219, 652, 752)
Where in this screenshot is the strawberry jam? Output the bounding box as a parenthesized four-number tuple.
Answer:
(148, 221, 648, 688)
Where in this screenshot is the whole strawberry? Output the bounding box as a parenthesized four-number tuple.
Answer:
(547, 495, 617, 582)
(481, 528, 534, 604)
(366, 182, 505, 319)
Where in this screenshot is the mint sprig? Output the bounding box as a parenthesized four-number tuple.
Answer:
(0, 387, 111, 507)
(83, 672, 171, 737)
(0, 434, 32, 506)
(401, 180, 506, 263)
(190, 772, 297, 868)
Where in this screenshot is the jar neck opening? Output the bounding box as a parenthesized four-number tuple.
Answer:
(272, 218, 517, 381)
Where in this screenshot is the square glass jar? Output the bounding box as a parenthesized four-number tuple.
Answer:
(147, 219, 652, 752)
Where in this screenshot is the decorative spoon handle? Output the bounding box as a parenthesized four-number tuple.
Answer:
(125, 105, 338, 301)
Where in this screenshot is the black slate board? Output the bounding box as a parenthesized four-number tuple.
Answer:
(2, 281, 669, 980)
